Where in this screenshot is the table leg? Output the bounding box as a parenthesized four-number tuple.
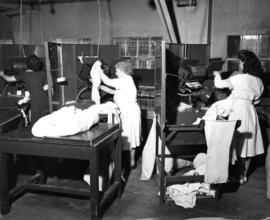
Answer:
(90, 148, 101, 220)
(0, 153, 10, 215)
(34, 156, 49, 184)
(114, 136, 122, 198)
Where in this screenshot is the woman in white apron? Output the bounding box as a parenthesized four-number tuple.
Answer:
(99, 60, 141, 168)
(203, 50, 264, 184)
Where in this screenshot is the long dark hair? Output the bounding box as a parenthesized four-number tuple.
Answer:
(237, 50, 263, 77)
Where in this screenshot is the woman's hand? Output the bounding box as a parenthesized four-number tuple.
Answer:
(0, 70, 16, 82)
(213, 71, 221, 77)
(0, 70, 4, 77)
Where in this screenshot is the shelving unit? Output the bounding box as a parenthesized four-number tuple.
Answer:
(44, 42, 78, 111)
(226, 34, 270, 72)
(112, 36, 162, 69)
(113, 36, 162, 112)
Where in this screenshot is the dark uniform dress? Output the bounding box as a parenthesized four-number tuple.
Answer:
(16, 71, 48, 125)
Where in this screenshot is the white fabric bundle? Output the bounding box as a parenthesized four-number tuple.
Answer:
(193, 153, 207, 175)
(140, 116, 173, 180)
(31, 105, 100, 137)
(90, 60, 102, 104)
(31, 102, 119, 138)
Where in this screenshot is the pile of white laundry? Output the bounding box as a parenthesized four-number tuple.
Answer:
(165, 153, 215, 209)
(32, 101, 119, 138)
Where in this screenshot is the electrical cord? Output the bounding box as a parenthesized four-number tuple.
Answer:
(19, 0, 26, 57)
(97, 0, 101, 57)
(2, 83, 11, 96)
(39, 6, 44, 44)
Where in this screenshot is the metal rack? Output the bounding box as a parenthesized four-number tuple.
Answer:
(156, 40, 219, 204)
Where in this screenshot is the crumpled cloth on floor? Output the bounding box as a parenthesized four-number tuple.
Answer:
(166, 183, 201, 208)
(204, 120, 236, 184)
(90, 60, 102, 104)
(166, 182, 214, 208)
(31, 102, 119, 137)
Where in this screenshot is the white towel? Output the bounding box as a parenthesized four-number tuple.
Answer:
(204, 120, 236, 184)
(140, 116, 173, 180)
(90, 60, 102, 104)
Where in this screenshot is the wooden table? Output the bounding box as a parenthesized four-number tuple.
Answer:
(0, 123, 122, 220)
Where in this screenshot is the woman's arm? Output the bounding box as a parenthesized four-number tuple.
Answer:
(99, 84, 115, 94)
(0, 70, 16, 82)
(89, 77, 115, 94)
(213, 71, 233, 89)
(99, 70, 118, 89)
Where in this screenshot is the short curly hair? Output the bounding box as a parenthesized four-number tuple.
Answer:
(26, 54, 43, 71)
(237, 50, 263, 76)
(115, 60, 133, 76)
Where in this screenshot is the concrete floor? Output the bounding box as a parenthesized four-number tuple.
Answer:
(0, 157, 270, 220)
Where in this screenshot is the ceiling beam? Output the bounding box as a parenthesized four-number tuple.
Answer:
(154, 0, 177, 43)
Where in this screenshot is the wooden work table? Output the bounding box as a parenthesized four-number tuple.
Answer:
(0, 122, 122, 220)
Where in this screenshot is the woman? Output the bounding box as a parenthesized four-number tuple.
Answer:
(99, 60, 141, 168)
(0, 54, 48, 124)
(203, 49, 264, 184)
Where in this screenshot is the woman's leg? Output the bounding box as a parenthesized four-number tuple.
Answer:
(130, 148, 136, 168)
(243, 158, 251, 179)
(239, 157, 250, 184)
